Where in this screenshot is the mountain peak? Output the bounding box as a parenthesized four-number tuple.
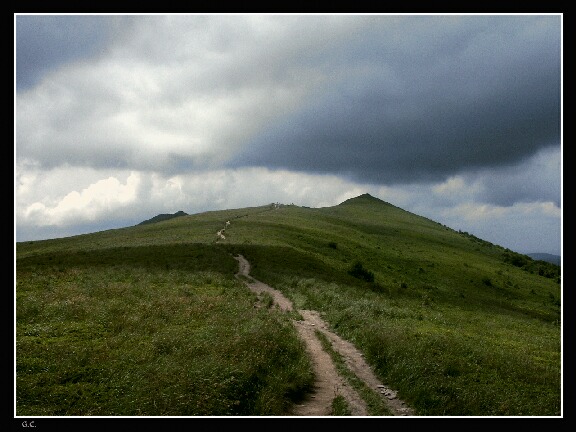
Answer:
(339, 193, 390, 206)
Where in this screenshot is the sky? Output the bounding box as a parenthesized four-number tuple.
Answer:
(14, 13, 562, 256)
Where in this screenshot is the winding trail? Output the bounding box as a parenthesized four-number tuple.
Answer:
(234, 254, 414, 417)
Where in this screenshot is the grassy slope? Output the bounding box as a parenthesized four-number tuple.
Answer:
(16, 194, 561, 416)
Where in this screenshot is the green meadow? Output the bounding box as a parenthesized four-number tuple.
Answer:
(16, 194, 561, 416)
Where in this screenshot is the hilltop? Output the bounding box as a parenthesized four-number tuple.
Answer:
(137, 210, 188, 225)
(336, 193, 405, 211)
(339, 193, 390, 205)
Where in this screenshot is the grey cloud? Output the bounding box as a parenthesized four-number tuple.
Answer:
(15, 15, 129, 92)
(16, 14, 561, 196)
(474, 146, 561, 207)
(229, 15, 560, 186)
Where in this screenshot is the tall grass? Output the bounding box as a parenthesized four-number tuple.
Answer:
(16, 245, 313, 416)
(316, 331, 393, 416)
(242, 249, 560, 416)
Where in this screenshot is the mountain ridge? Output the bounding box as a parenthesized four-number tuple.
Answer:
(527, 253, 561, 266)
(133, 194, 559, 267)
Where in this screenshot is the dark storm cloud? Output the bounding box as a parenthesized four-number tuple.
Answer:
(230, 15, 560, 185)
(16, 15, 125, 92)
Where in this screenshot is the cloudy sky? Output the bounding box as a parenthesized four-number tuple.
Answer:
(15, 13, 562, 256)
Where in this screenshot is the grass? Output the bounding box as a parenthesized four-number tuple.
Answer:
(330, 395, 352, 416)
(16, 245, 314, 416)
(15, 194, 561, 416)
(248, 269, 560, 416)
(316, 330, 393, 416)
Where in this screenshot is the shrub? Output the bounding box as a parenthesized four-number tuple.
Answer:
(348, 261, 375, 283)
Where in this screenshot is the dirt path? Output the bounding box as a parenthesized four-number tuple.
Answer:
(234, 254, 414, 417)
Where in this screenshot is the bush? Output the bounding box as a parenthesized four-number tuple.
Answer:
(348, 261, 375, 283)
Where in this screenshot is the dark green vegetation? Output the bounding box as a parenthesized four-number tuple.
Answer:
(16, 194, 561, 416)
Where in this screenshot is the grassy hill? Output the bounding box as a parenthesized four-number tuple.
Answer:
(15, 194, 561, 416)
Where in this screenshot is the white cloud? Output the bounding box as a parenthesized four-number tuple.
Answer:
(430, 201, 561, 254)
(15, 166, 371, 233)
(20, 172, 140, 226)
(431, 176, 484, 203)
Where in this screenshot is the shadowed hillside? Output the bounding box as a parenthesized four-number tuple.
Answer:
(137, 210, 188, 225)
